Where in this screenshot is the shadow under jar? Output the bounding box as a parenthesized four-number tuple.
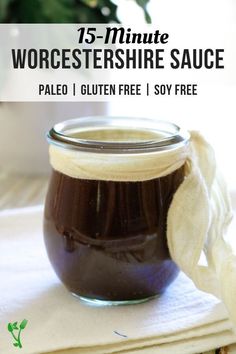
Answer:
(44, 117, 190, 305)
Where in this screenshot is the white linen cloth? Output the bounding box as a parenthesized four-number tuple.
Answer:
(0, 206, 236, 354)
(168, 132, 236, 324)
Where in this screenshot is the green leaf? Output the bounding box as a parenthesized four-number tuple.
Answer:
(80, 0, 98, 8)
(4, 0, 45, 23)
(19, 319, 28, 330)
(75, 4, 103, 23)
(134, 0, 152, 23)
(0, 0, 151, 24)
(14, 343, 19, 347)
(13, 322, 18, 330)
(0, 0, 11, 22)
(144, 10, 151, 24)
(7, 323, 13, 332)
(75, 0, 119, 23)
(41, 0, 75, 23)
(97, 0, 119, 23)
(135, 0, 149, 8)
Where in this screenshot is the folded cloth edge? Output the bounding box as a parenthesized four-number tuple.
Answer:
(167, 131, 236, 325)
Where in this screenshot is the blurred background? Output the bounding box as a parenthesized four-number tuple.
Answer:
(0, 0, 235, 210)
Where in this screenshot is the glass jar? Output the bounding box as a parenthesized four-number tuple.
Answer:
(44, 117, 190, 305)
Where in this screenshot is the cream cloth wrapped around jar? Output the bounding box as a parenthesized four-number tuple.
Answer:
(50, 131, 236, 324)
(167, 131, 235, 324)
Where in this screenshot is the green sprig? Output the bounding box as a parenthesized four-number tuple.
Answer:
(0, 0, 151, 24)
(7, 319, 28, 349)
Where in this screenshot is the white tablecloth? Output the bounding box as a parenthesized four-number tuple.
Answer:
(0, 174, 235, 354)
(0, 206, 236, 354)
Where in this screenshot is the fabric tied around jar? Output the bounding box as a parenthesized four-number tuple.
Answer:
(49, 131, 236, 324)
(168, 131, 236, 325)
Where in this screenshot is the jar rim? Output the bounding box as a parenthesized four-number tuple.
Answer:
(47, 116, 190, 154)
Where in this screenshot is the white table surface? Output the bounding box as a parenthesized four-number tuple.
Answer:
(0, 172, 235, 354)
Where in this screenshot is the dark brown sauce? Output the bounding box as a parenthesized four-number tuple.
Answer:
(44, 166, 185, 301)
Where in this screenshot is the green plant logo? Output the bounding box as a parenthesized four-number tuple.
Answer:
(7, 319, 28, 349)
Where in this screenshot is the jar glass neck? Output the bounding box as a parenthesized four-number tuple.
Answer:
(47, 117, 190, 154)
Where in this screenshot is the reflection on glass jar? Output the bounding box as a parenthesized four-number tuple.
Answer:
(44, 117, 190, 304)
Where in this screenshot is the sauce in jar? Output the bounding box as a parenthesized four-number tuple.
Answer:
(44, 118, 189, 304)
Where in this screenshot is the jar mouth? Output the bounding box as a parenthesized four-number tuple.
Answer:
(47, 116, 190, 154)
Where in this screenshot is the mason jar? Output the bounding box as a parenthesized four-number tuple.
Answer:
(44, 117, 190, 305)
